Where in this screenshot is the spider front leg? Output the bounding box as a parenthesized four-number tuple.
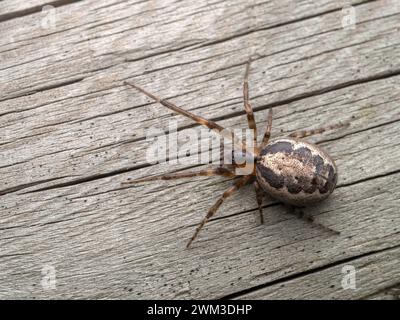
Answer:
(186, 175, 253, 248)
(288, 121, 350, 139)
(260, 108, 273, 149)
(124, 81, 252, 157)
(243, 60, 258, 150)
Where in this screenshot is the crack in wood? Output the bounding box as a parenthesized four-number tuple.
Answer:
(0, 176, 70, 196)
(0, 0, 84, 23)
(189, 0, 377, 51)
(0, 77, 85, 103)
(220, 243, 400, 299)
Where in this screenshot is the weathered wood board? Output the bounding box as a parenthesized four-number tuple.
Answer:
(0, 0, 399, 299)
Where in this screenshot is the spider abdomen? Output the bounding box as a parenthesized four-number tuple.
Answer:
(256, 138, 338, 206)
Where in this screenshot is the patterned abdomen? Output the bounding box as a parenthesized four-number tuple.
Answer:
(256, 138, 338, 206)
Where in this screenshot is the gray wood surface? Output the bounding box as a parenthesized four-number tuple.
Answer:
(1, 0, 399, 299)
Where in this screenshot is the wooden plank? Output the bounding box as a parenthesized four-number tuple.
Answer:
(1, 72, 399, 195)
(1, 0, 400, 194)
(0, 0, 387, 101)
(1, 0, 399, 299)
(0, 78, 399, 298)
(238, 246, 400, 300)
(0, 167, 398, 299)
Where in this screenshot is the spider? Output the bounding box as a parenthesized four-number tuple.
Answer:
(122, 59, 348, 248)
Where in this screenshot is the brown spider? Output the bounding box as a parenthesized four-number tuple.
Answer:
(122, 60, 348, 248)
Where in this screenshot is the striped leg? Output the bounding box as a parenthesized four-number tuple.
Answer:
(243, 60, 257, 149)
(124, 81, 251, 156)
(254, 180, 264, 224)
(260, 108, 273, 149)
(186, 175, 252, 248)
(121, 166, 235, 185)
(289, 122, 350, 139)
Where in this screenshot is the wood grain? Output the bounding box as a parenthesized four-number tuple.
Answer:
(1, 0, 399, 299)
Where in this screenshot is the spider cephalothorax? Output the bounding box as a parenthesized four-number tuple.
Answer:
(123, 60, 347, 248)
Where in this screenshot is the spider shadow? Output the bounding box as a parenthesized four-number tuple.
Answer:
(257, 194, 340, 250)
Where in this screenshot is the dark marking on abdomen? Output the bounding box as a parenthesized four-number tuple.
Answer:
(256, 165, 284, 189)
(260, 141, 294, 156)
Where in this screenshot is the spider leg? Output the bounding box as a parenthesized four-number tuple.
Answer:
(260, 108, 273, 149)
(243, 60, 257, 150)
(124, 81, 252, 156)
(186, 175, 252, 248)
(253, 180, 264, 224)
(286, 205, 340, 235)
(288, 121, 350, 139)
(121, 166, 235, 185)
